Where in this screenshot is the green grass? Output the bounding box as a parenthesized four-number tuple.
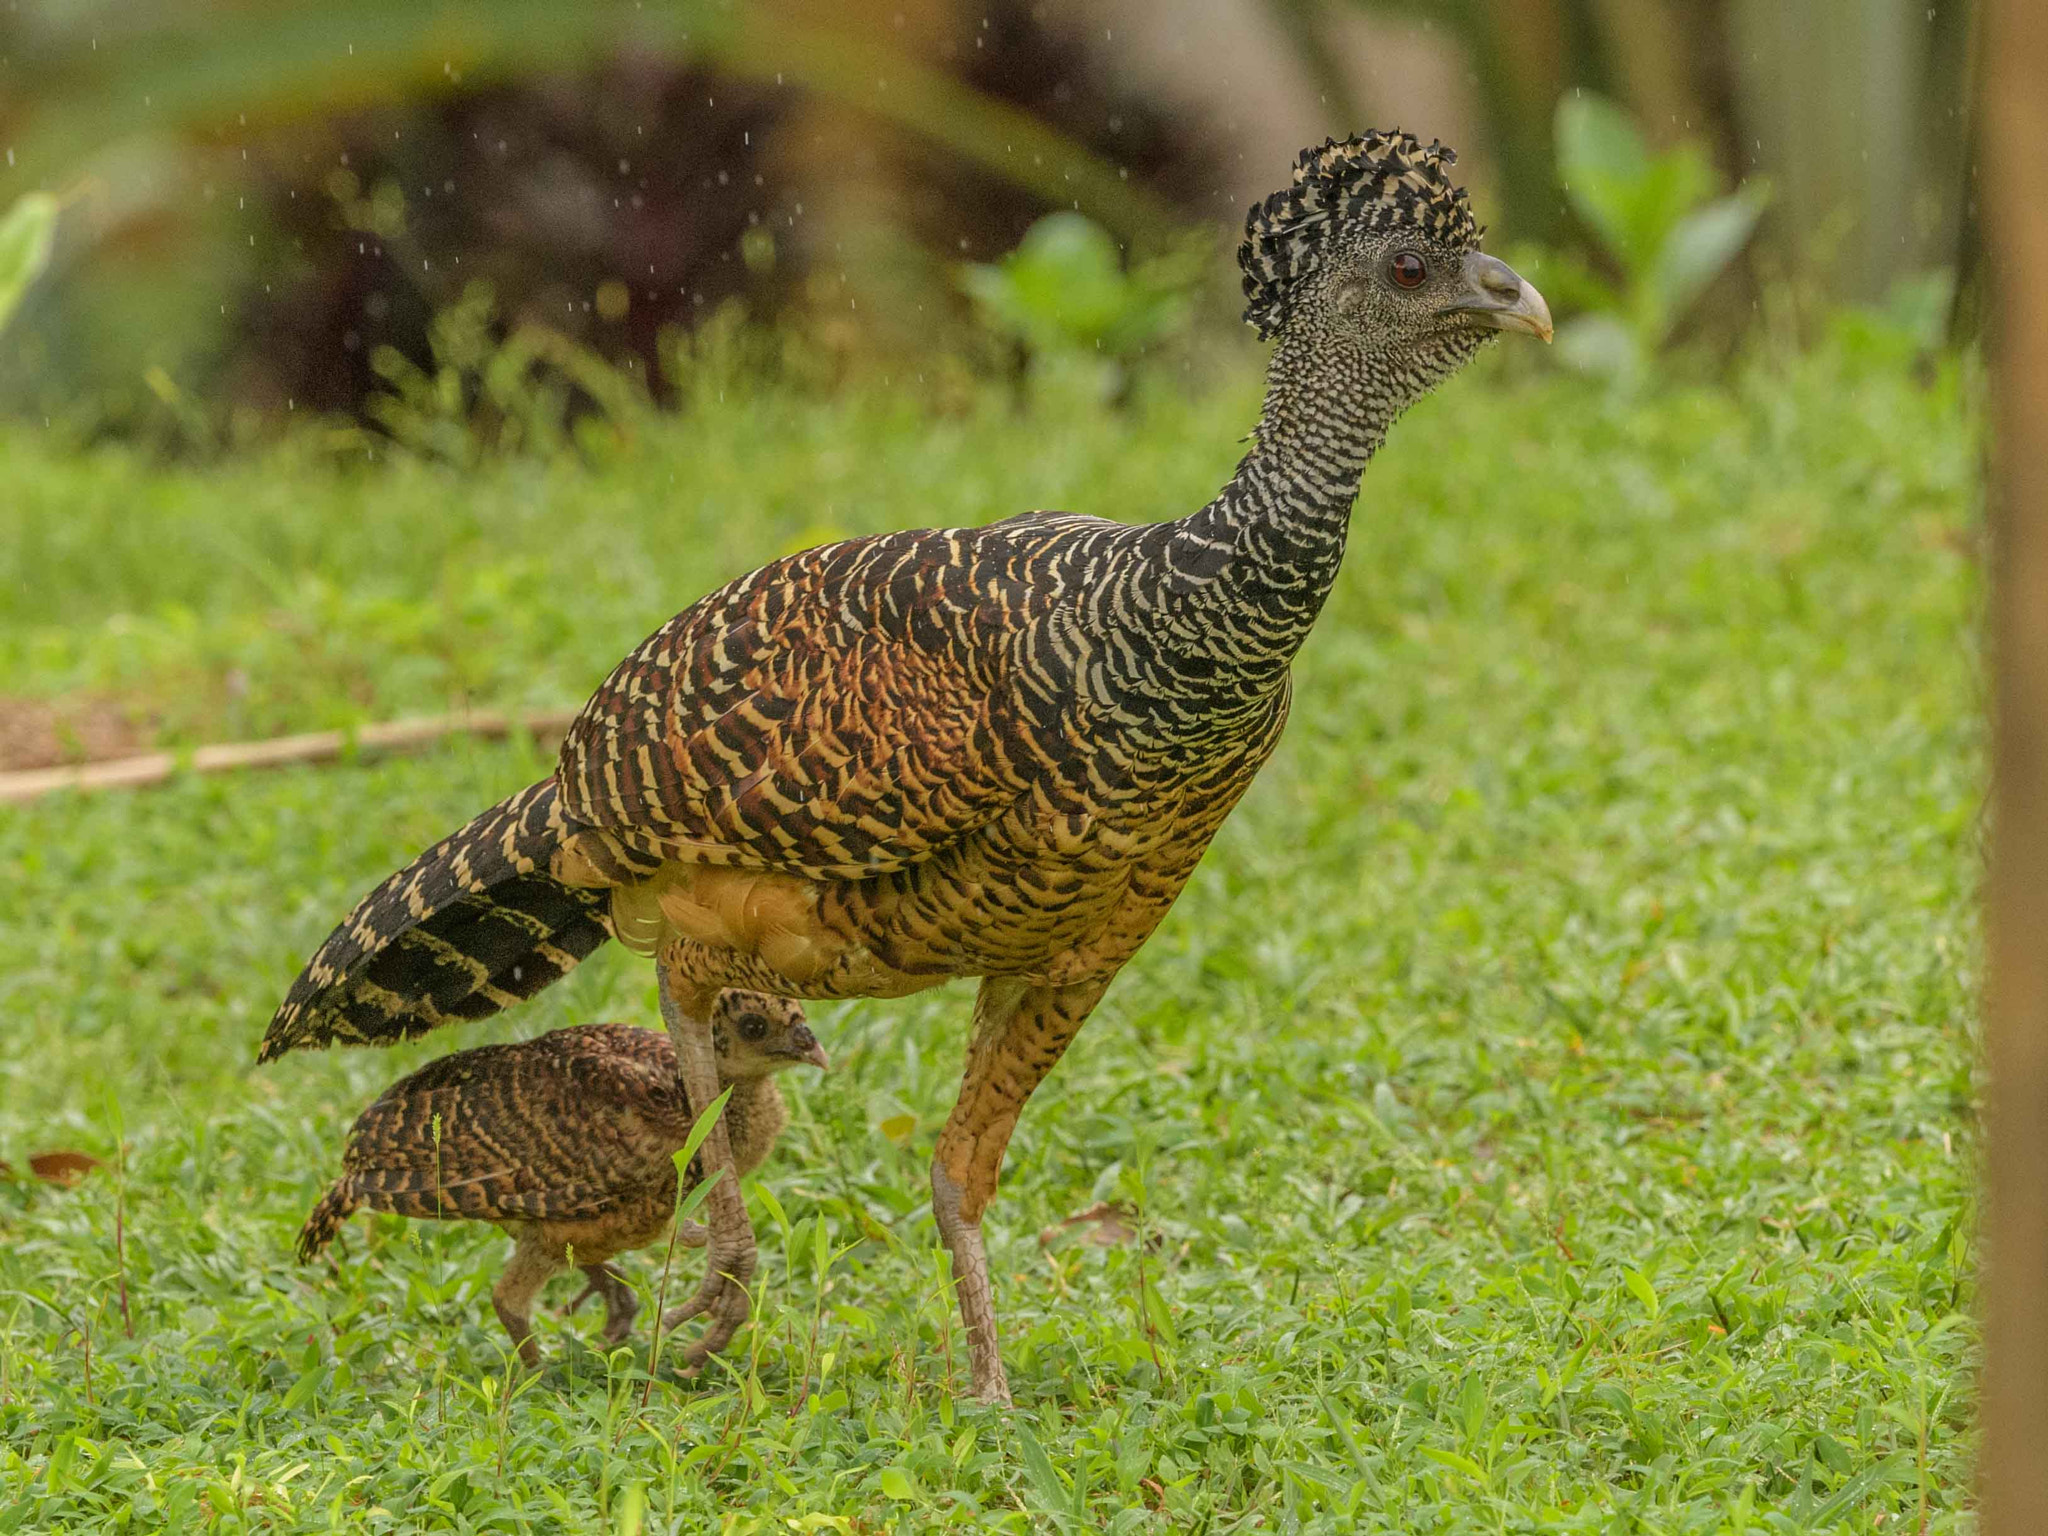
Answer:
(0, 344, 1983, 1531)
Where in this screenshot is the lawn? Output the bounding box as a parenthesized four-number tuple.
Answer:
(0, 339, 1984, 1531)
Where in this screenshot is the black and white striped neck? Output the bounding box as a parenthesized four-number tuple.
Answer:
(1073, 322, 1487, 748)
(1145, 328, 1400, 671)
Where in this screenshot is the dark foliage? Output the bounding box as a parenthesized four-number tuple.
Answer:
(232, 61, 794, 416)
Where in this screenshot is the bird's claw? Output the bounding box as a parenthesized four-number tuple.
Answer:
(660, 1266, 753, 1368)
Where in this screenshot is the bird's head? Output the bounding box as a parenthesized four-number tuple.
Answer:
(1240, 131, 1550, 389)
(712, 990, 830, 1078)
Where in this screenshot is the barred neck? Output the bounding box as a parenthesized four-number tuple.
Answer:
(718, 1076, 788, 1177)
(1145, 328, 1392, 671)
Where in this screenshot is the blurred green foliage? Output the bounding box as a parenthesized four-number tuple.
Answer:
(958, 213, 1204, 403)
(1536, 94, 1770, 385)
(362, 282, 651, 466)
(1827, 271, 1959, 372)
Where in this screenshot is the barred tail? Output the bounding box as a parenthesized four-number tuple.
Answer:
(259, 780, 612, 1062)
(297, 1180, 360, 1262)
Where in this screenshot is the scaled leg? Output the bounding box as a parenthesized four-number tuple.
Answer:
(931, 974, 1110, 1405)
(656, 961, 757, 1367)
(492, 1231, 564, 1369)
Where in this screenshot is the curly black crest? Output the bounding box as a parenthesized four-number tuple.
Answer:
(1238, 130, 1482, 340)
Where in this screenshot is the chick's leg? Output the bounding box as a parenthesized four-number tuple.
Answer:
(493, 1230, 562, 1370)
(569, 1263, 640, 1347)
(932, 974, 1110, 1407)
(656, 962, 755, 1367)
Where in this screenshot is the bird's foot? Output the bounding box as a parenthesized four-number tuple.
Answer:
(659, 1260, 754, 1368)
(601, 1291, 640, 1347)
(494, 1297, 545, 1371)
(931, 1163, 1013, 1407)
(565, 1265, 639, 1347)
(655, 966, 756, 1371)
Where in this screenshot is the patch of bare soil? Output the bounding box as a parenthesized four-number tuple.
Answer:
(0, 694, 152, 772)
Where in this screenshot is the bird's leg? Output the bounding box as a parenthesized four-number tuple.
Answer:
(571, 1263, 640, 1347)
(931, 974, 1110, 1406)
(563, 1260, 628, 1314)
(492, 1232, 562, 1370)
(656, 961, 756, 1367)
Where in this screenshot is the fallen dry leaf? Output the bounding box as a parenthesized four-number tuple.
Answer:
(1039, 1201, 1143, 1250)
(28, 1150, 103, 1186)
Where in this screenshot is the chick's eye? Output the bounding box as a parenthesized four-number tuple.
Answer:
(1389, 252, 1427, 289)
(738, 1014, 767, 1041)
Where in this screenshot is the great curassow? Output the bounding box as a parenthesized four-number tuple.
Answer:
(262, 130, 1550, 1403)
(298, 991, 826, 1367)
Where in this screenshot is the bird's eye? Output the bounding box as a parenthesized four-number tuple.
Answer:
(738, 1013, 767, 1042)
(1389, 252, 1427, 289)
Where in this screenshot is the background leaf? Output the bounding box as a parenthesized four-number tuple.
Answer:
(0, 194, 59, 336)
(877, 1465, 915, 1501)
(1013, 1424, 1079, 1523)
(1649, 188, 1771, 337)
(1555, 96, 1654, 274)
(1553, 313, 1641, 383)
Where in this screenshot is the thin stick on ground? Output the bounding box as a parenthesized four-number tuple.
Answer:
(0, 707, 579, 804)
(111, 1140, 133, 1341)
(642, 1086, 736, 1404)
(493, 1359, 519, 1492)
(100, 1093, 133, 1340)
(1132, 1189, 1169, 1390)
(70, 1313, 94, 1408)
(642, 1212, 691, 1412)
(433, 1113, 448, 1427)
(702, 1333, 766, 1486)
(935, 1244, 956, 1399)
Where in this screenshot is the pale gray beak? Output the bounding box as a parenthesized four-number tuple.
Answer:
(1440, 251, 1553, 343)
(786, 1024, 830, 1073)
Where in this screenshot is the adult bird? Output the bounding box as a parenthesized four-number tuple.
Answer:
(260, 130, 1550, 1405)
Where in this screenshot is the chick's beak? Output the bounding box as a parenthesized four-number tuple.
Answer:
(1440, 251, 1552, 343)
(786, 1025, 830, 1072)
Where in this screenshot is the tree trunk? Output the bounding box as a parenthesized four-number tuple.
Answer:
(1981, 0, 2048, 1528)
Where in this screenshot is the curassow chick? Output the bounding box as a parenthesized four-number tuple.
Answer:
(297, 990, 825, 1367)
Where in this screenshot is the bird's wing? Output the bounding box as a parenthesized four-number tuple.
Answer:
(337, 1028, 681, 1221)
(556, 520, 1102, 882)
